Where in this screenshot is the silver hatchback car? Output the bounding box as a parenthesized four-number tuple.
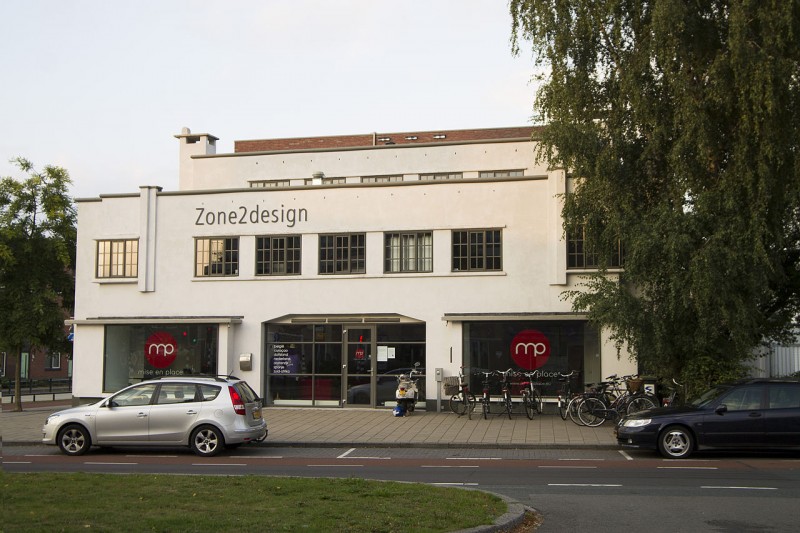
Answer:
(43, 376, 267, 457)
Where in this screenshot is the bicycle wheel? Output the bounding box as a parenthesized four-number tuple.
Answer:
(627, 395, 658, 415)
(505, 393, 513, 420)
(567, 397, 584, 425)
(533, 389, 543, 414)
(482, 395, 490, 419)
(522, 391, 535, 420)
(449, 392, 477, 416)
(558, 395, 568, 420)
(578, 397, 606, 427)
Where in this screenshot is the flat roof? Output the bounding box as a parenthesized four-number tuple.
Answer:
(234, 126, 541, 153)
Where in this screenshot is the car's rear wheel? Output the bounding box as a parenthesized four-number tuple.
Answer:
(658, 425, 694, 459)
(190, 425, 224, 457)
(58, 424, 91, 456)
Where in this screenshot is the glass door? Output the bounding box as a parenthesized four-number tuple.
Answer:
(343, 327, 374, 407)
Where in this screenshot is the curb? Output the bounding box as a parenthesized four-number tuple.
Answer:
(453, 492, 529, 533)
(4, 439, 619, 450)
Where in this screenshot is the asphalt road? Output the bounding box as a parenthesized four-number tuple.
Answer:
(4, 445, 800, 532)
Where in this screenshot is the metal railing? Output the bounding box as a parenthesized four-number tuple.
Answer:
(1, 378, 72, 403)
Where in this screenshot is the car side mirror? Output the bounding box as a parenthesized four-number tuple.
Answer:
(715, 404, 728, 415)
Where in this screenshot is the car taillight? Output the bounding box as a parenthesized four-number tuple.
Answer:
(229, 386, 246, 415)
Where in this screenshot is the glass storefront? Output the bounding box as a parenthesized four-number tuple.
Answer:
(103, 324, 218, 392)
(462, 321, 596, 397)
(265, 322, 425, 407)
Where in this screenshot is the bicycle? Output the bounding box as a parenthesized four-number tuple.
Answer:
(661, 377, 684, 407)
(517, 370, 544, 420)
(556, 370, 584, 425)
(448, 366, 476, 419)
(477, 370, 497, 420)
(578, 375, 658, 426)
(496, 368, 516, 419)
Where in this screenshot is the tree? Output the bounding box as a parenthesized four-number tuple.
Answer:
(510, 1, 800, 392)
(0, 158, 76, 411)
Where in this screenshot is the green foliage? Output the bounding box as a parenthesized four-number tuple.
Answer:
(1, 473, 505, 532)
(0, 158, 76, 372)
(512, 1, 800, 384)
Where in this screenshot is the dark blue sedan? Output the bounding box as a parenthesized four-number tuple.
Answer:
(616, 378, 800, 458)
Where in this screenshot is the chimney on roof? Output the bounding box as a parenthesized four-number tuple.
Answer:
(174, 127, 219, 190)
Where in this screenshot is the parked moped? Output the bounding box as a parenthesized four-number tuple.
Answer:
(393, 363, 421, 416)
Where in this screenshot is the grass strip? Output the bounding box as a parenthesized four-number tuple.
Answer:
(1, 471, 505, 532)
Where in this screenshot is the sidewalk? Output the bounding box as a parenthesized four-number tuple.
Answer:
(0, 402, 617, 448)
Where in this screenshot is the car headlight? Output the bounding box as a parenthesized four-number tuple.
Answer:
(622, 418, 651, 428)
(45, 415, 60, 426)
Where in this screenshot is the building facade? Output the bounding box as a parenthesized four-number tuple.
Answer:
(69, 126, 637, 408)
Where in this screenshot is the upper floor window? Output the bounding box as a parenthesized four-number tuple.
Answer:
(452, 229, 502, 271)
(195, 237, 239, 277)
(256, 235, 301, 275)
(566, 227, 624, 269)
(304, 177, 346, 185)
(46, 352, 61, 370)
(385, 232, 433, 273)
(96, 239, 138, 278)
(479, 169, 524, 178)
(362, 175, 402, 183)
(250, 180, 290, 188)
(319, 233, 365, 274)
(419, 172, 463, 181)
(0, 352, 6, 377)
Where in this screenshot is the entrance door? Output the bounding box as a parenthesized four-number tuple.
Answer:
(343, 327, 375, 407)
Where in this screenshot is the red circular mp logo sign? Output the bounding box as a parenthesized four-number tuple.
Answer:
(145, 332, 178, 369)
(510, 330, 551, 370)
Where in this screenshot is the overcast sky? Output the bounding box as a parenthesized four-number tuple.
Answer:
(1, 1, 537, 198)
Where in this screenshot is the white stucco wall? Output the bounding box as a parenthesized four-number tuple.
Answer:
(71, 136, 637, 400)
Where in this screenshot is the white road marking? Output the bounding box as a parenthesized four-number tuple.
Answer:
(229, 456, 284, 459)
(549, 483, 622, 487)
(191, 463, 247, 467)
(84, 462, 138, 465)
(618, 450, 634, 461)
(4, 461, 31, 464)
(446, 457, 501, 461)
(308, 464, 364, 467)
(701, 486, 777, 491)
(432, 482, 479, 486)
(421, 465, 479, 468)
(538, 465, 598, 469)
(337, 448, 356, 459)
(658, 466, 718, 470)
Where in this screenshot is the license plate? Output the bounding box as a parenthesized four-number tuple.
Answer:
(252, 409, 262, 419)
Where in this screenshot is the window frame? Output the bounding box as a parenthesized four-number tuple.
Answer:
(96, 239, 139, 279)
(566, 226, 624, 270)
(46, 351, 61, 370)
(318, 233, 366, 274)
(419, 172, 463, 181)
(451, 229, 503, 272)
(384, 231, 433, 273)
(195, 237, 240, 277)
(250, 180, 290, 188)
(361, 175, 402, 183)
(478, 170, 524, 178)
(256, 235, 302, 276)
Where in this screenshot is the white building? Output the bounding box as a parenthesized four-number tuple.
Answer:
(69, 126, 636, 408)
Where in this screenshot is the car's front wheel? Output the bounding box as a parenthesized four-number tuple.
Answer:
(658, 425, 694, 459)
(57, 424, 91, 456)
(190, 425, 225, 457)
